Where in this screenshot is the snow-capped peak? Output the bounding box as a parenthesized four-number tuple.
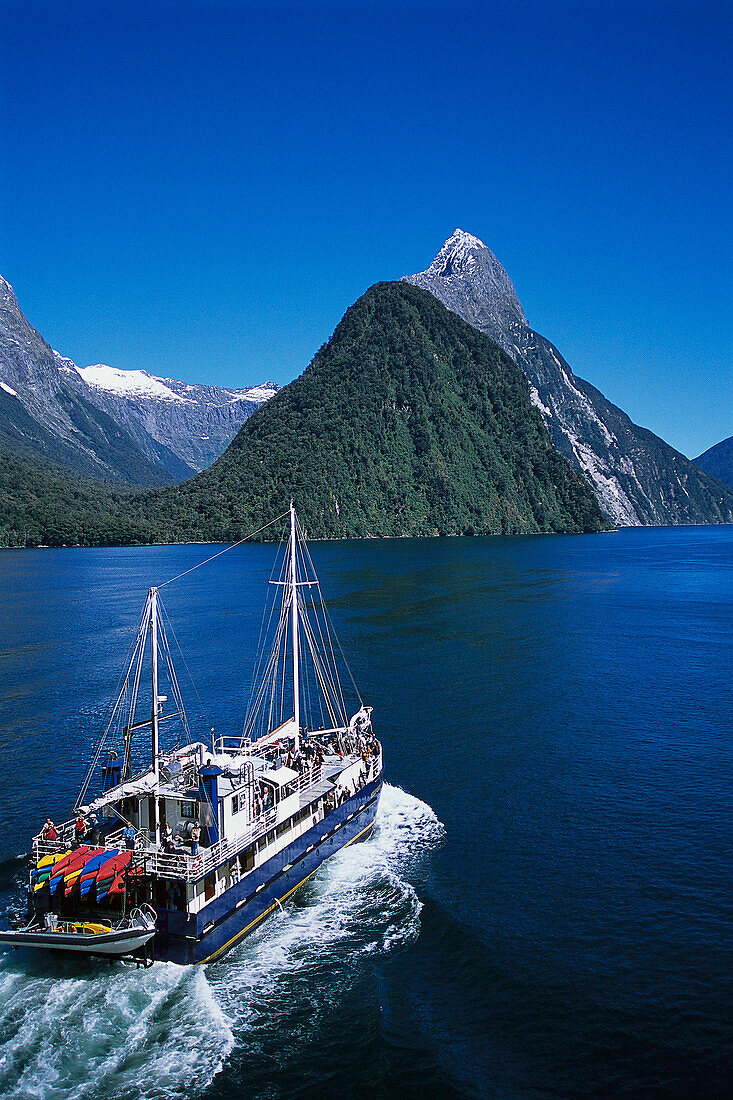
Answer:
(53, 351, 81, 375)
(75, 363, 191, 403)
(449, 228, 487, 251)
(427, 228, 494, 278)
(52, 350, 279, 409)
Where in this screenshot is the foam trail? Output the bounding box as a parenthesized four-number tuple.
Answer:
(0, 960, 233, 1100)
(208, 783, 445, 1032)
(0, 784, 441, 1099)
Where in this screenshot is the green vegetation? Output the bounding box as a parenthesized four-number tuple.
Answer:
(0, 453, 152, 548)
(0, 282, 608, 547)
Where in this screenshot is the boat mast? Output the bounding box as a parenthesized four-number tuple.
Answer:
(150, 586, 160, 846)
(290, 502, 300, 754)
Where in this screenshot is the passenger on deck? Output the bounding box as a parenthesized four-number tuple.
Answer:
(41, 818, 59, 844)
(122, 823, 136, 850)
(162, 824, 182, 854)
(88, 813, 100, 845)
(191, 822, 201, 857)
(73, 814, 86, 847)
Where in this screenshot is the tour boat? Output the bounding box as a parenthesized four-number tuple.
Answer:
(11, 505, 383, 964)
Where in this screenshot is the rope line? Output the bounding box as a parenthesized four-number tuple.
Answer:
(156, 512, 289, 589)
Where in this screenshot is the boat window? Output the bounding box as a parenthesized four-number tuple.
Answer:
(240, 846, 255, 872)
(256, 830, 275, 853)
(180, 801, 196, 819)
(260, 781, 276, 808)
(204, 873, 216, 901)
(232, 794, 239, 815)
(276, 821, 290, 838)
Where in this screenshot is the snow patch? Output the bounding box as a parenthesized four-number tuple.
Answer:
(449, 227, 487, 251)
(75, 364, 192, 403)
(231, 385, 278, 403)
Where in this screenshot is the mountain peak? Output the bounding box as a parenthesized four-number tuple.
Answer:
(1, 275, 21, 314)
(404, 229, 527, 330)
(450, 227, 487, 249)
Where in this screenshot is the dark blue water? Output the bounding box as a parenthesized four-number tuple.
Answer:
(0, 526, 730, 1099)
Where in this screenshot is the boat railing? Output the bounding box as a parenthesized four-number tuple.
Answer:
(148, 760, 336, 880)
(31, 754, 380, 881)
(295, 762, 322, 793)
(31, 819, 88, 859)
(133, 762, 326, 882)
(214, 728, 356, 760)
(214, 735, 261, 757)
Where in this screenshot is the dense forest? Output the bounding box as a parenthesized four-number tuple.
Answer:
(0, 282, 609, 547)
(0, 453, 152, 548)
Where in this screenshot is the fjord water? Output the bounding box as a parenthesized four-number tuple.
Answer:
(0, 526, 730, 1099)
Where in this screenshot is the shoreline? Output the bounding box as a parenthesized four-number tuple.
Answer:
(7, 522, 733, 554)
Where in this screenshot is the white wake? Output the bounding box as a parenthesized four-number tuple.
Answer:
(0, 784, 443, 1100)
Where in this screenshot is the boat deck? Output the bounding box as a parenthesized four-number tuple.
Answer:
(33, 751, 378, 884)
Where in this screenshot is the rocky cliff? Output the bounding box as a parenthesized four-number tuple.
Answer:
(405, 231, 733, 526)
(0, 276, 173, 486)
(57, 356, 278, 476)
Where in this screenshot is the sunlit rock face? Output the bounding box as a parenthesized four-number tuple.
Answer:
(0, 272, 277, 482)
(60, 356, 279, 476)
(405, 230, 733, 526)
(0, 274, 172, 486)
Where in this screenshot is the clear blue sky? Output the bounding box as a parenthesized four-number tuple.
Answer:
(1, 0, 730, 458)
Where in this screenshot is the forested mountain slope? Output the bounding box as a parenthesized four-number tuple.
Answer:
(0, 282, 608, 546)
(123, 282, 608, 542)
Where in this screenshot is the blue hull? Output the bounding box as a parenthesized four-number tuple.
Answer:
(152, 776, 382, 964)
